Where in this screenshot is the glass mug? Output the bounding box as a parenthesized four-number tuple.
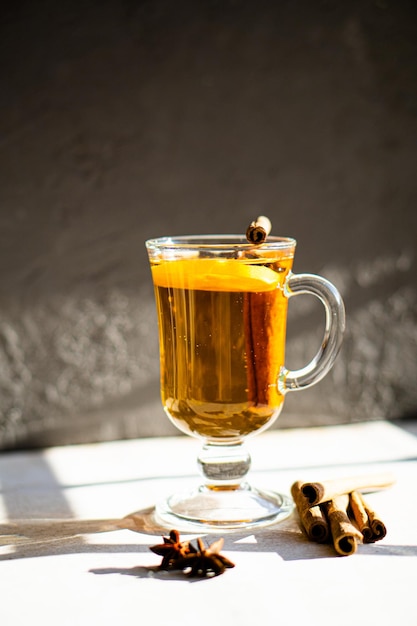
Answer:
(146, 235, 345, 531)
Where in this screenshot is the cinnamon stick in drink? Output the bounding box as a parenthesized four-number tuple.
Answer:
(349, 491, 387, 543)
(244, 289, 284, 407)
(246, 215, 272, 244)
(322, 495, 363, 556)
(291, 481, 330, 543)
(300, 472, 396, 507)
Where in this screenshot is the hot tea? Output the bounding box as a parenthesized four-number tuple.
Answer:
(151, 250, 294, 442)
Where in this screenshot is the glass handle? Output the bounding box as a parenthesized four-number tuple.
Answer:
(278, 272, 346, 394)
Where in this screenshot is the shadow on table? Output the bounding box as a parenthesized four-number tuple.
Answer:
(90, 564, 216, 583)
(1, 505, 416, 563)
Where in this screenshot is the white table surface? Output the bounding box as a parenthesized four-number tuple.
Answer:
(1, 420, 416, 626)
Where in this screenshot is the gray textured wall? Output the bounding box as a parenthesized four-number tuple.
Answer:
(1, 0, 416, 450)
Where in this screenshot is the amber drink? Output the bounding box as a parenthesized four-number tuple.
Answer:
(151, 251, 294, 442)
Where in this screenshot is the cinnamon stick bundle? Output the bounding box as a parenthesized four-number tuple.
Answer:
(291, 474, 391, 556)
(349, 491, 387, 543)
(300, 472, 395, 507)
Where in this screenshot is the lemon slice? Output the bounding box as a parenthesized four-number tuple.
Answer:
(151, 258, 279, 292)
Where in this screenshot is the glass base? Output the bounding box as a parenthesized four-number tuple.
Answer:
(155, 482, 294, 533)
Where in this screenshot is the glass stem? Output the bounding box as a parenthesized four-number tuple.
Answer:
(197, 441, 251, 490)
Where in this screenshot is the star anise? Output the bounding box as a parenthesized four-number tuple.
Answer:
(149, 529, 196, 570)
(171, 537, 235, 577)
